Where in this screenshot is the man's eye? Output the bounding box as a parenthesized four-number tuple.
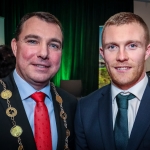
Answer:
(106, 45, 117, 50)
(128, 43, 137, 49)
(26, 40, 38, 45)
(130, 44, 136, 47)
(109, 45, 115, 49)
(49, 43, 60, 50)
(104, 44, 119, 51)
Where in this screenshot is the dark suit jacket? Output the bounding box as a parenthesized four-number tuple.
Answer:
(75, 76, 150, 150)
(0, 73, 77, 150)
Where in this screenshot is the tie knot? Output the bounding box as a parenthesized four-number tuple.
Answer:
(31, 92, 46, 102)
(116, 93, 135, 109)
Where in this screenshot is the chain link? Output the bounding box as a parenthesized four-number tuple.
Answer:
(51, 82, 70, 150)
(0, 80, 69, 150)
(0, 80, 24, 150)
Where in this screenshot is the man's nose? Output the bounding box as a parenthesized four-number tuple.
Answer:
(116, 48, 128, 62)
(37, 43, 49, 59)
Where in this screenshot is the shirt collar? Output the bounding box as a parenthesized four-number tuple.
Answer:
(13, 69, 51, 100)
(111, 74, 148, 102)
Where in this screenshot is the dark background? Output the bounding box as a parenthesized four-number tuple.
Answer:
(0, 0, 133, 96)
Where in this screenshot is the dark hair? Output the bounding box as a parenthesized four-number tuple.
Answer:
(0, 45, 16, 78)
(102, 12, 150, 47)
(14, 12, 64, 42)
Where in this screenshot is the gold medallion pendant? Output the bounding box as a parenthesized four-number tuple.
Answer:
(10, 125, 23, 137)
(1, 90, 12, 99)
(6, 107, 17, 117)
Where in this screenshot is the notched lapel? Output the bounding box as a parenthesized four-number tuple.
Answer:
(0, 74, 37, 150)
(128, 82, 150, 150)
(51, 86, 65, 150)
(98, 86, 116, 150)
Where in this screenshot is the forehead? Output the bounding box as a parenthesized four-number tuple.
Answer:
(20, 16, 63, 41)
(103, 23, 145, 43)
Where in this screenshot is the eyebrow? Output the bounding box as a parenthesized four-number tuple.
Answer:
(103, 40, 143, 47)
(126, 40, 143, 45)
(24, 34, 40, 40)
(23, 34, 62, 46)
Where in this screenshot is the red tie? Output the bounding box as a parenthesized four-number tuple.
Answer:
(31, 92, 52, 150)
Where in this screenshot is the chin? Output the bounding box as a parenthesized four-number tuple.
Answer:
(31, 75, 50, 82)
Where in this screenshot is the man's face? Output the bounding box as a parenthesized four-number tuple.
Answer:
(100, 23, 150, 90)
(11, 17, 63, 90)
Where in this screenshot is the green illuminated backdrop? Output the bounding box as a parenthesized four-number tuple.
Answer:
(0, 0, 133, 95)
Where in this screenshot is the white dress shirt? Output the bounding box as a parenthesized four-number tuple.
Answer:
(13, 69, 58, 150)
(112, 74, 148, 136)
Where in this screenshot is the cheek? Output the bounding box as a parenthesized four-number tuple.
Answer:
(51, 52, 62, 65)
(130, 53, 145, 65)
(16, 46, 34, 61)
(104, 55, 114, 66)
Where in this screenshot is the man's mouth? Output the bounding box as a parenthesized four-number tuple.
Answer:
(115, 67, 131, 70)
(34, 64, 49, 68)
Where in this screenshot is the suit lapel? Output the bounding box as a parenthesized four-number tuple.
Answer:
(51, 86, 65, 150)
(98, 85, 116, 150)
(127, 79, 150, 150)
(1, 74, 37, 149)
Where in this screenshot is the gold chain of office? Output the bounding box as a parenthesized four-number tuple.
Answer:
(0, 80, 70, 150)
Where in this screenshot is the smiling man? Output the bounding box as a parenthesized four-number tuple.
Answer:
(0, 12, 77, 150)
(75, 12, 150, 150)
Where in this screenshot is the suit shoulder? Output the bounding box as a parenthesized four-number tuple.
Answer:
(79, 84, 110, 103)
(0, 73, 16, 89)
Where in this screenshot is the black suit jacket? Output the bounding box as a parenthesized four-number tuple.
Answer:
(0, 73, 77, 150)
(75, 76, 150, 150)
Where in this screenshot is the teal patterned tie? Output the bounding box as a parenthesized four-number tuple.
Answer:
(114, 93, 135, 150)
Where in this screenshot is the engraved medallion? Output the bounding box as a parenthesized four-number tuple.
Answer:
(18, 145, 23, 150)
(6, 107, 17, 117)
(66, 129, 70, 137)
(10, 125, 23, 137)
(1, 90, 12, 99)
(60, 110, 67, 120)
(56, 95, 63, 103)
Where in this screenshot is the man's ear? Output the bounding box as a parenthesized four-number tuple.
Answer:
(145, 44, 150, 60)
(99, 47, 104, 59)
(11, 38, 17, 57)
